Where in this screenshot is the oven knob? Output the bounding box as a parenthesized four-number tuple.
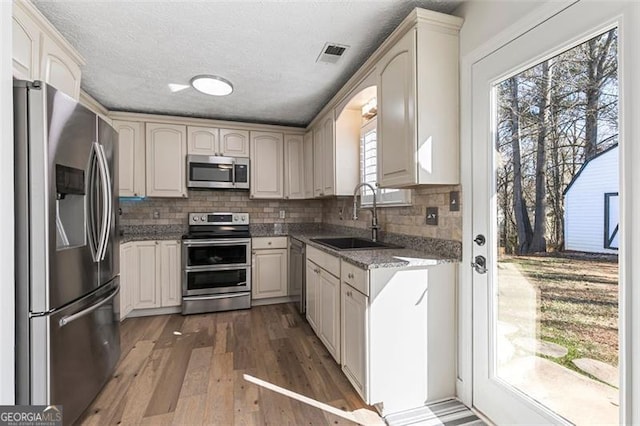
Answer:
(193, 216, 199, 222)
(233, 216, 238, 222)
(201, 215, 206, 221)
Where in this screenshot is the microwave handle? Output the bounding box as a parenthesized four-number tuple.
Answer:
(231, 158, 237, 188)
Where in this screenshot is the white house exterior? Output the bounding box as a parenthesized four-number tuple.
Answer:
(564, 144, 619, 254)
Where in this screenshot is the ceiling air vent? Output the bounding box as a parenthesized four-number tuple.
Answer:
(316, 43, 349, 64)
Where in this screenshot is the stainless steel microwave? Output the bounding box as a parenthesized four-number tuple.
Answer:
(187, 155, 250, 189)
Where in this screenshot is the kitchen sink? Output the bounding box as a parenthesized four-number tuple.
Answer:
(310, 237, 399, 251)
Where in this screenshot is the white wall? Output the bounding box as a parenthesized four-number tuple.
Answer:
(0, 0, 15, 405)
(565, 147, 619, 254)
(455, 1, 543, 57)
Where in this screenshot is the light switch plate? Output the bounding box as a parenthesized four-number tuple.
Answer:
(450, 191, 460, 211)
(426, 207, 438, 226)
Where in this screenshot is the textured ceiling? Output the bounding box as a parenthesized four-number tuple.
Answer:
(33, 1, 461, 127)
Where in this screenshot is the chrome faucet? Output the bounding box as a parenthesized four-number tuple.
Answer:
(352, 183, 380, 242)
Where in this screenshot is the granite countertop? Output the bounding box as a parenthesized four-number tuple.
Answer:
(287, 232, 457, 269)
(119, 223, 460, 268)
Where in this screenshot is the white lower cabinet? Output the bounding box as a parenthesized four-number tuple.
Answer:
(120, 239, 182, 319)
(306, 246, 341, 363)
(341, 282, 368, 400)
(252, 237, 288, 300)
(119, 242, 135, 320)
(318, 268, 341, 362)
(159, 240, 181, 307)
(335, 259, 456, 416)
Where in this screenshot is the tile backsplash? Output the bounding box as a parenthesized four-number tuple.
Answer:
(119, 190, 324, 227)
(321, 185, 462, 242)
(120, 186, 462, 243)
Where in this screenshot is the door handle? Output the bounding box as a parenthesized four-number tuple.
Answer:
(472, 255, 487, 274)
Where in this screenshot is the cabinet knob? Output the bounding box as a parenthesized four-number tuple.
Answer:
(134, 193, 137, 197)
(268, 241, 272, 245)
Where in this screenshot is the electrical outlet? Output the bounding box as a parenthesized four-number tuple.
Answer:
(450, 191, 460, 211)
(426, 207, 438, 225)
(279, 210, 286, 219)
(153, 211, 160, 219)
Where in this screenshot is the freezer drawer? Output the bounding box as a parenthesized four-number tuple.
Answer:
(29, 279, 120, 424)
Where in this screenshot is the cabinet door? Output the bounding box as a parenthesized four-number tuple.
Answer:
(250, 131, 284, 199)
(319, 270, 341, 363)
(342, 283, 368, 399)
(303, 131, 314, 198)
(187, 126, 219, 156)
(284, 134, 305, 200)
(322, 114, 335, 196)
(220, 129, 250, 157)
(40, 36, 82, 100)
(133, 241, 158, 309)
(305, 260, 319, 333)
(119, 243, 134, 320)
(159, 241, 181, 307)
(114, 120, 146, 197)
(12, 5, 40, 81)
(313, 126, 324, 197)
(252, 248, 288, 299)
(377, 29, 417, 188)
(146, 123, 187, 197)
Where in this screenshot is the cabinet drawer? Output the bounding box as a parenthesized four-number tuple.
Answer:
(341, 261, 368, 296)
(307, 245, 340, 277)
(252, 236, 288, 250)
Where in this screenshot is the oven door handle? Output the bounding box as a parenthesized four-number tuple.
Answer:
(183, 238, 252, 246)
(184, 264, 251, 272)
(184, 293, 248, 301)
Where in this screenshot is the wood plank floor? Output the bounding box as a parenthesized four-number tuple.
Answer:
(77, 303, 371, 425)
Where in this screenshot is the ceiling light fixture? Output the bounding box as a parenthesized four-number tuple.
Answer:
(190, 75, 233, 96)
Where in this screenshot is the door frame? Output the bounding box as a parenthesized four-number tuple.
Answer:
(459, 1, 640, 423)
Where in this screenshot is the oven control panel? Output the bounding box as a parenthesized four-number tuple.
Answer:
(189, 212, 250, 225)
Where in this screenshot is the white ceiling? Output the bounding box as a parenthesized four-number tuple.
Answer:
(33, 1, 461, 127)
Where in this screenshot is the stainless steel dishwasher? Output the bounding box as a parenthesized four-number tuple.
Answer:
(289, 238, 306, 314)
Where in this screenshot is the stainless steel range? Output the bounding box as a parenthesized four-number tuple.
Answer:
(182, 212, 252, 314)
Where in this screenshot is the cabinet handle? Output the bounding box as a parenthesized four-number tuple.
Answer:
(348, 273, 354, 279)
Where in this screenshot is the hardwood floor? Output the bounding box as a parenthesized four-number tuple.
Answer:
(77, 304, 370, 425)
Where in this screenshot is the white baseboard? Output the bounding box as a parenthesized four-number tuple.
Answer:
(125, 306, 181, 319)
(251, 296, 298, 306)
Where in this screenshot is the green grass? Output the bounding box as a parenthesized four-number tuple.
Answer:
(499, 254, 619, 367)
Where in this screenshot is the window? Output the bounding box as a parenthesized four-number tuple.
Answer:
(359, 118, 411, 206)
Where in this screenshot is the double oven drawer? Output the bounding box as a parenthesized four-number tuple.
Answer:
(182, 238, 251, 296)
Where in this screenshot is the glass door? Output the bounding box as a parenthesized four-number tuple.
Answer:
(471, 1, 634, 423)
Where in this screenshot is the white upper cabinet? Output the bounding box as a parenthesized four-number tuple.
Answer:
(145, 123, 187, 198)
(40, 35, 82, 100)
(187, 126, 219, 156)
(12, 1, 85, 100)
(186, 127, 250, 157)
(12, 4, 40, 81)
(220, 129, 250, 157)
(303, 131, 314, 199)
(250, 131, 284, 199)
(312, 125, 324, 197)
(113, 120, 146, 197)
(321, 114, 336, 197)
(377, 16, 462, 187)
(284, 134, 305, 200)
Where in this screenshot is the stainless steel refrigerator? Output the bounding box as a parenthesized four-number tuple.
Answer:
(14, 81, 120, 424)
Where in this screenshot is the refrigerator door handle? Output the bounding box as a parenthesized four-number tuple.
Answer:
(58, 285, 119, 327)
(87, 145, 100, 262)
(94, 142, 111, 261)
